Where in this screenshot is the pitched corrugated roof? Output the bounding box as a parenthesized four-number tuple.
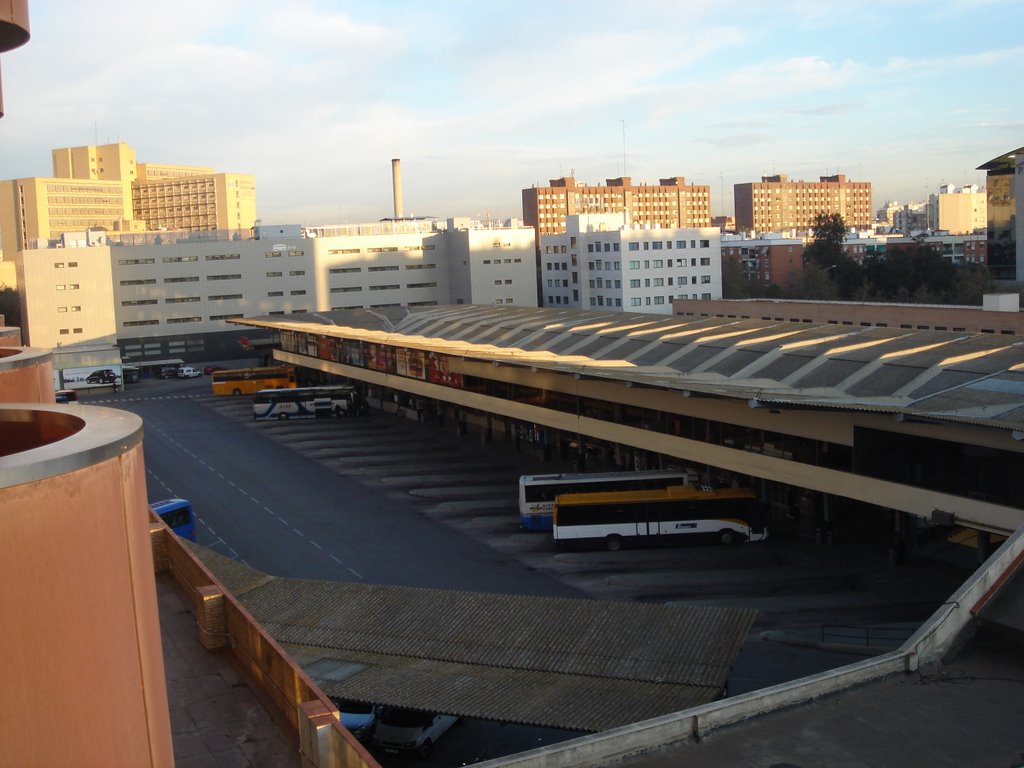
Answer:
(231, 305, 1024, 430)
(191, 546, 755, 732)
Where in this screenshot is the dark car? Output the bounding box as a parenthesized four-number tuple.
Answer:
(158, 366, 180, 379)
(86, 369, 118, 385)
(203, 365, 226, 375)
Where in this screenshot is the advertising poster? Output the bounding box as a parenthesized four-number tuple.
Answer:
(60, 364, 123, 390)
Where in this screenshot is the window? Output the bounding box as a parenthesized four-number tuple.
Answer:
(167, 316, 201, 324)
(329, 267, 361, 274)
(700, 239, 710, 248)
(652, 260, 663, 268)
(328, 248, 361, 255)
(653, 278, 664, 287)
(652, 242, 663, 250)
(165, 276, 199, 283)
(330, 286, 362, 293)
(166, 296, 200, 303)
(210, 313, 244, 320)
(124, 320, 159, 327)
(120, 279, 156, 286)
(290, 290, 306, 295)
(208, 274, 241, 280)
(368, 265, 399, 271)
(630, 297, 642, 306)
(268, 290, 284, 297)
(405, 263, 436, 270)
(369, 284, 399, 291)
(628, 242, 640, 251)
(122, 299, 158, 306)
(206, 253, 240, 261)
(700, 257, 711, 266)
(289, 270, 305, 276)
(654, 296, 665, 304)
(163, 256, 198, 263)
(677, 241, 686, 249)
(408, 282, 437, 288)
(119, 258, 156, 265)
(265, 251, 283, 258)
(628, 260, 640, 270)
(209, 294, 243, 300)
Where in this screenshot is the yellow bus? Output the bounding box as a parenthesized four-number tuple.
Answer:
(210, 366, 297, 396)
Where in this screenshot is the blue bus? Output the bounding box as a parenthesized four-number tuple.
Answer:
(151, 498, 197, 541)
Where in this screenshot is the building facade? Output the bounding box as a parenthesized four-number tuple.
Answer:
(15, 219, 537, 361)
(720, 234, 804, 293)
(540, 213, 722, 314)
(928, 184, 987, 235)
(734, 174, 872, 232)
(977, 146, 1024, 281)
(522, 175, 712, 245)
(0, 142, 256, 264)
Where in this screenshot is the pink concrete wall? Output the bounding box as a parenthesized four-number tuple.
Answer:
(0, 425, 174, 766)
(0, 347, 54, 403)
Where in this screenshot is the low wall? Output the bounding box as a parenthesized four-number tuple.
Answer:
(476, 524, 1024, 768)
(152, 520, 379, 768)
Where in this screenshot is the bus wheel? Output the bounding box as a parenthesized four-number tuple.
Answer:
(606, 534, 623, 552)
(718, 529, 736, 546)
(278, 413, 288, 420)
(232, 388, 241, 396)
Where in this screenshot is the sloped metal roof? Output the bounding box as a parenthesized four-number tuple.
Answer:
(231, 305, 1024, 430)
(190, 545, 755, 732)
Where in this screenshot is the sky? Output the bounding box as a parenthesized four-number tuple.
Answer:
(1, 1, 1022, 226)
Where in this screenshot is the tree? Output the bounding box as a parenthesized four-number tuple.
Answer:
(721, 253, 751, 299)
(0, 285, 20, 328)
(803, 213, 846, 269)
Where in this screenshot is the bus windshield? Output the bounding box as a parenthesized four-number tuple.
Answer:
(151, 498, 196, 542)
(211, 366, 296, 396)
(518, 468, 699, 531)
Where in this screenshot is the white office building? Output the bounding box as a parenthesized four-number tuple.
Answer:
(14, 219, 537, 362)
(539, 214, 722, 314)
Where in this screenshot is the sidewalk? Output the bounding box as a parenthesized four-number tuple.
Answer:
(157, 574, 299, 768)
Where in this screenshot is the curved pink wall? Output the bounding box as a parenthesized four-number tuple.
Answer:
(0, 407, 173, 767)
(0, 347, 54, 403)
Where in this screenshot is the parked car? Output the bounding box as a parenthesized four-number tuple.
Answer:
(54, 389, 79, 403)
(86, 369, 119, 385)
(177, 366, 202, 378)
(330, 698, 377, 743)
(374, 707, 459, 759)
(203, 365, 226, 375)
(158, 366, 179, 379)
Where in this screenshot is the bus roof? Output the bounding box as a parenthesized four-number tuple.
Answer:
(522, 469, 693, 483)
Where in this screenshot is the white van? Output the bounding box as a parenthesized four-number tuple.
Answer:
(177, 367, 202, 378)
(374, 707, 458, 759)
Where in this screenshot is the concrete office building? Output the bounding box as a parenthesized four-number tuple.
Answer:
(0, 142, 256, 286)
(540, 213, 722, 314)
(977, 146, 1024, 281)
(928, 183, 987, 234)
(734, 174, 872, 232)
(14, 219, 536, 364)
(522, 175, 712, 245)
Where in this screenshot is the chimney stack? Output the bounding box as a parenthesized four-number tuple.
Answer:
(391, 158, 403, 219)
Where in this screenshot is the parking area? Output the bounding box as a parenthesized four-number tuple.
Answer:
(200, 391, 972, 645)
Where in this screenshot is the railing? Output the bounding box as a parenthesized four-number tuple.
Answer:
(150, 518, 379, 768)
(820, 624, 917, 649)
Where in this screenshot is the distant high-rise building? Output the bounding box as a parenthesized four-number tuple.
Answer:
(928, 184, 987, 234)
(734, 174, 872, 232)
(0, 142, 256, 261)
(720, 234, 804, 293)
(522, 175, 712, 244)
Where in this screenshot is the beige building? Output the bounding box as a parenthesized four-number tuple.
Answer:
(734, 174, 872, 232)
(929, 183, 987, 234)
(0, 142, 256, 270)
(522, 175, 712, 243)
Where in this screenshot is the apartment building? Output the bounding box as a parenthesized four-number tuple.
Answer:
(540, 213, 722, 314)
(15, 219, 537, 362)
(0, 142, 256, 264)
(734, 174, 872, 232)
(927, 184, 987, 234)
(522, 175, 712, 244)
(720, 233, 804, 292)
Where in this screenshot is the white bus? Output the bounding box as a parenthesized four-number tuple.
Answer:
(552, 485, 768, 551)
(518, 468, 699, 531)
(252, 385, 366, 420)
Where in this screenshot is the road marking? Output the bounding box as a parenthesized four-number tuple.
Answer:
(310, 540, 322, 550)
(329, 554, 342, 564)
(264, 506, 275, 515)
(348, 567, 362, 578)
(277, 516, 289, 526)
(293, 527, 304, 537)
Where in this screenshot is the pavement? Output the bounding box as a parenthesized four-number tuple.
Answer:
(157, 573, 300, 768)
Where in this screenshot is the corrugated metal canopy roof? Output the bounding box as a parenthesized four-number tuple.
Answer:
(190, 545, 755, 732)
(230, 305, 1024, 430)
